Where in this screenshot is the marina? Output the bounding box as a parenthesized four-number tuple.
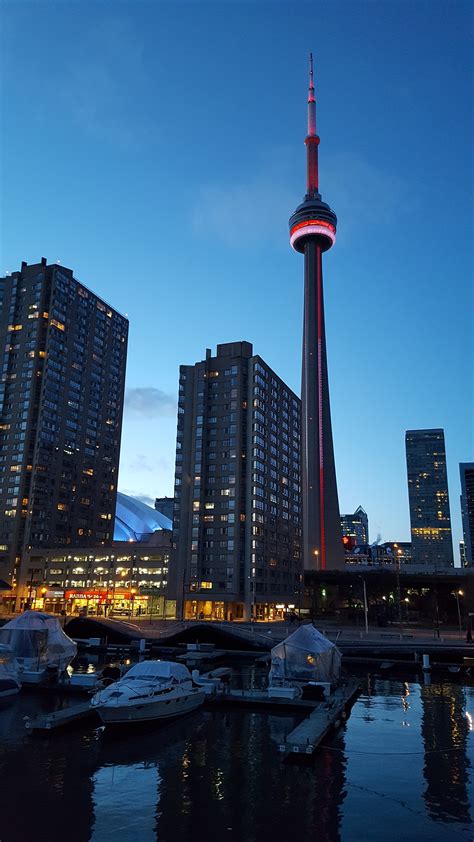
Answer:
(1, 670, 473, 841)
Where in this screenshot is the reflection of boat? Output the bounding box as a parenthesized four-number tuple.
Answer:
(91, 661, 206, 725)
(0, 611, 77, 685)
(0, 644, 21, 697)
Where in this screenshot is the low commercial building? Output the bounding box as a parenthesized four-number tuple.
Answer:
(16, 530, 175, 618)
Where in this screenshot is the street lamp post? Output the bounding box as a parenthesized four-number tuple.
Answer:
(394, 545, 403, 640)
(454, 590, 463, 636)
(297, 571, 304, 619)
(359, 576, 369, 635)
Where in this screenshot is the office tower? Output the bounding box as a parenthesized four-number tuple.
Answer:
(460, 463, 474, 566)
(340, 506, 369, 545)
(155, 496, 174, 523)
(405, 429, 453, 566)
(289, 55, 344, 571)
(172, 342, 301, 621)
(0, 259, 128, 597)
(460, 540, 467, 567)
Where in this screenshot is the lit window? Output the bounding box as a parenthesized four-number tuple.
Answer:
(50, 319, 65, 331)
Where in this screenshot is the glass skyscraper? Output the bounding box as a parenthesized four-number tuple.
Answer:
(460, 463, 474, 567)
(405, 429, 453, 567)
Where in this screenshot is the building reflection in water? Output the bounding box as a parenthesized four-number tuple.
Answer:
(90, 763, 160, 841)
(91, 708, 348, 841)
(421, 684, 471, 825)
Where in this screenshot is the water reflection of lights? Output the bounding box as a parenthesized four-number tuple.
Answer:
(465, 711, 473, 731)
(401, 682, 411, 712)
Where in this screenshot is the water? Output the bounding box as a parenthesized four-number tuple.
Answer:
(1, 673, 473, 842)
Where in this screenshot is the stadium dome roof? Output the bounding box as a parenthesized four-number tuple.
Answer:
(114, 492, 172, 541)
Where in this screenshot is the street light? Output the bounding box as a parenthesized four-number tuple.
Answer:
(358, 576, 369, 635)
(454, 589, 464, 636)
(130, 587, 137, 618)
(394, 545, 403, 640)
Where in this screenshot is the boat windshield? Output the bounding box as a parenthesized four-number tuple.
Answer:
(123, 674, 172, 684)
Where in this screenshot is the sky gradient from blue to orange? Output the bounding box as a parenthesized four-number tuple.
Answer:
(1, 1, 472, 561)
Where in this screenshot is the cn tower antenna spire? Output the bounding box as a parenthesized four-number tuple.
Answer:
(305, 52, 319, 196)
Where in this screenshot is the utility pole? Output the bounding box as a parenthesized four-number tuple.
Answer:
(394, 546, 403, 640)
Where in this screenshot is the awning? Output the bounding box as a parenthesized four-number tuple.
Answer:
(0, 579, 12, 591)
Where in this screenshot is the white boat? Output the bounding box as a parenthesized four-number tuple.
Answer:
(0, 643, 21, 697)
(0, 611, 77, 685)
(91, 660, 206, 725)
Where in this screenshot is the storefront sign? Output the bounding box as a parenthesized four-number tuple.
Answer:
(65, 589, 135, 601)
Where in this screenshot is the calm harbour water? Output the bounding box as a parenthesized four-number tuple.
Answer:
(1, 670, 473, 842)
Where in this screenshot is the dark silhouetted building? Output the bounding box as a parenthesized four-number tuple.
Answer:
(172, 342, 301, 621)
(155, 496, 174, 523)
(405, 429, 453, 567)
(460, 463, 474, 567)
(289, 55, 343, 571)
(340, 506, 368, 546)
(0, 259, 128, 603)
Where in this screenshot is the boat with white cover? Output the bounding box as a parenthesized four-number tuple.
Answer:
(91, 660, 206, 725)
(0, 611, 77, 685)
(0, 643, 21, 697)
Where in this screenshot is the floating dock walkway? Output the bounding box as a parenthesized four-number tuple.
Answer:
(24, 701, 97, 734)
(278, 678, 360, 760)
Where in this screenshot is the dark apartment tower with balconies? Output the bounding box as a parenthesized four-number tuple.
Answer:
(172, 342, 302, 621)
(405, 429, 454, 567)
(0, 259, 128, 595)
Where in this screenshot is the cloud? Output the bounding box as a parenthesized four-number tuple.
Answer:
(125, 387, 177, 419)
(127, 452, 172, 474)
(323, 153, 410, 232)
(192, 157, 294, 248)
(192, 150, 414, 249)
(56, 16, 153, 145)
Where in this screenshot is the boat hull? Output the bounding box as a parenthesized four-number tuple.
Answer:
(0, 677, 21, 698)
(96, 688, 206, 725)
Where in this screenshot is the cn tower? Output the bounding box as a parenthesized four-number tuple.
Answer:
(289, 55, 344, 571)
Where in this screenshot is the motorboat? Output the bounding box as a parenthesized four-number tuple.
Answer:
(0, 611, 77, 685)
(91, 660, 206, 725)
(0, 644, 21, 697)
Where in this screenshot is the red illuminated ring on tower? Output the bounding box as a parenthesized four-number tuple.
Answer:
(290, 219, 336, 250)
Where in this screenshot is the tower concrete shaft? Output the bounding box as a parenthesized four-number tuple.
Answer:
(290, 56, 344, 571)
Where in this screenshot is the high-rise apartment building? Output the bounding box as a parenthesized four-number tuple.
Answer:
(172, 342, 301, 621)
(405, 429, 453, 567)
(460, 463, 474, 567)
(0, 259, 128, 596)
(340, 506, 369, 546)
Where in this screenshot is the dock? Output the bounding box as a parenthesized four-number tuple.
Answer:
(278, 678, 360, 760)
(24, 701, 97, 734)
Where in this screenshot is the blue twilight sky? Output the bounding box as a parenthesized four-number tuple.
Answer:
(1, 1, 472, 560)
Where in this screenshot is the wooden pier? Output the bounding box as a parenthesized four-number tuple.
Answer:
(24, 701, 97, 734)
(278, 678, 360, 760)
